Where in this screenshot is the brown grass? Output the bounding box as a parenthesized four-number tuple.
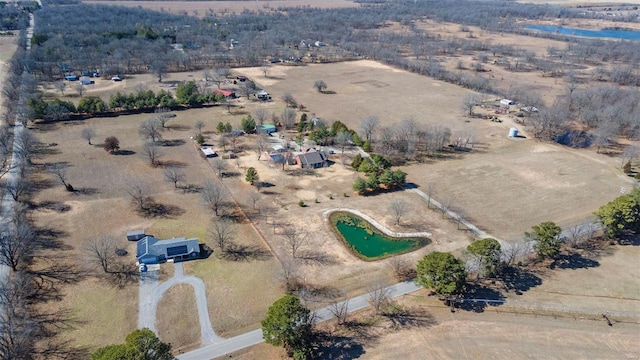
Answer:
(156, 283, 200, 353)
(82, 0, 358, 17)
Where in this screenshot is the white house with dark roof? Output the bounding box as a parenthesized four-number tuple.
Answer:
(136, 236, 200, 265)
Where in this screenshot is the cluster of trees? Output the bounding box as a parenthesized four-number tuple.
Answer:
(595, 187, 640, 240)
(26, 82, 227, 122)
(0, 1, 35, 31)
(351, 154, 407, 195)
(90, 328, 174, 360)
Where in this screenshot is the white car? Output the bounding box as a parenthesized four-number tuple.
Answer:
(111, 76, 122, 81)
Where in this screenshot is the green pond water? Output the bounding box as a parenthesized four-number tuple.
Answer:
(332, 213, 427, 259)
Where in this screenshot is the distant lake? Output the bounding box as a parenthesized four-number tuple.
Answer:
(524, 25, 640, 40)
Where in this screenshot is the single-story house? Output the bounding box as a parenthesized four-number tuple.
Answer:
(296, 151, 327, 169)
(136, 236, 200, 265)
(256, 90, 271, 100)
(126, 229, 146, 241)
(214, 89, 236, 98)
(259, 124, 277, 135)
(200, 147, 217, 158)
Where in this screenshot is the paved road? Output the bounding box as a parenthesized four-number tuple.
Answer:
(139, 262, 222, 345)
(177, 280, 420, 360)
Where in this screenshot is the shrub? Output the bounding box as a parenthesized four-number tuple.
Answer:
(298, 199, 305, 207)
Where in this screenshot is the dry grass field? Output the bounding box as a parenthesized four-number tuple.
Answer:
(156, 283, 199, 353)
(231, 288, 640, 360)
(82, 0, 358, 16)
(27, 108, 284, 352)
(235, 60, 633, 238)
(28, 56, 638, 354)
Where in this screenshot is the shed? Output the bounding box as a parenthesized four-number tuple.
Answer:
(500, 99, 515, 106)
(296, 151, 327, 169)
(259, 124, 277, 134)
(79, 76, 94, 85)
(200, 147, 217, 158)
(136, 236, 200, 265)
(126, 229, 146, 241)
(214, 89, 236, 98)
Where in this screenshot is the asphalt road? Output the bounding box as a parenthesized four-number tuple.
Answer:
(176, 280, 421, 360)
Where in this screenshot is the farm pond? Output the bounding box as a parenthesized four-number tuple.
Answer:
(329, 212, 429, 260)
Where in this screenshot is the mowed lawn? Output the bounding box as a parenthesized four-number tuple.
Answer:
(28, 108, 283, 352)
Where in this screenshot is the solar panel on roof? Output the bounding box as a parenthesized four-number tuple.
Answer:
(166, 245, 188, 257)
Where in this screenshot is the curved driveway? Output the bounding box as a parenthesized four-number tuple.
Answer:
(139, 262, 222, 345)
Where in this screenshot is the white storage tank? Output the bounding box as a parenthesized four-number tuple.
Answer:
(509, 128, 518, 138)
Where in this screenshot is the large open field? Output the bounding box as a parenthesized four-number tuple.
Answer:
(235, 60, 633, 238)
(0, 35, 17, 125)
(83, 0, 358, 16)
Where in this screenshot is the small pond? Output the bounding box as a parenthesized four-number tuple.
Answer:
(329, 212, 429, 260)
(524, 25, 640, 40)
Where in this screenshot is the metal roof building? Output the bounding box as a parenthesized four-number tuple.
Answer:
(136, 236, 200, 265)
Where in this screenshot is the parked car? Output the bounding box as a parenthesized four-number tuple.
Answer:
(111, 76, 122, 81)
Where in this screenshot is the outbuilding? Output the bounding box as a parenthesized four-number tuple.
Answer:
(500, 99, 515, 106)
(259, 124, 277, 135)
(200, 147, 217, 158)
(214, 89, 236, 98)
(256, 90, 271, 100)
(126, 229, 146, 241)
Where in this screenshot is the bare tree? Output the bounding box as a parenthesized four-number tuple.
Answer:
(139, 118, 164, 143)
(255, 134, 267, 160)
(281, 258, 301, 293)
(334, 131, 352, 154)
(201, 181, 227, 216)
(208, 218, 235, 253)
(440, 196, 453, 218)
(14, 128, 38, 165)
(212, 158, 227, 179)
(75, 83, 84, 98)
(238, 81, 257, 99)
(154, 108, 174, 128)
(388, 257, 415, 281)
(249, 190, 262, 210)
(281, 92, 297, 108)
(194, 121, 205, 134)
(328, 294, 349, 325)
(127, 183, 150, 212)
(151, 59, 168, 83)
(47, 163, 73, 191)
(367, 282, 391, 315)
(55, 81, 66, 96)
(163, 166, 186, 188)
(500, 239, 529, 267)
(461, 94, 479, 116)
(253, 108, 270, 126)
(313, 80, 327, 93)
(360, 115, 379, 143)
(83, 235, 118, 273)
(280, 108, 296, 130)
(261, 63, 271, 78)
(81, 127, 96, 145)
(0, 216, 35, 272)
(202, 68, 212, 82)
(5, 177, 31, 202)
(389, 198, 409, 226)
(141, 142, 163, 167)
(282, 226, 308, 258)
